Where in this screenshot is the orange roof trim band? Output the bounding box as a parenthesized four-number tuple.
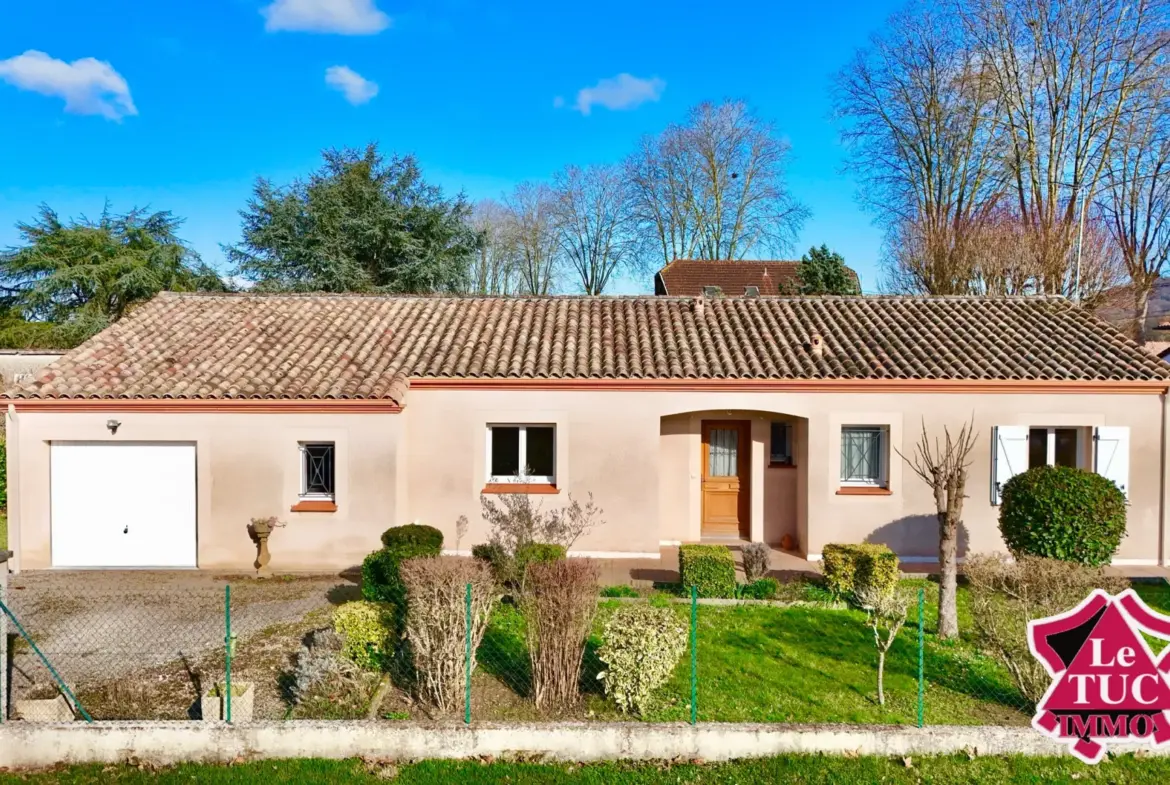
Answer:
(7, 399, 403, 413)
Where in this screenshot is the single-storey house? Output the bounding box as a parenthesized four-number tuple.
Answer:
(4, 292, 1169, 572)
(654, 259, 861, 297)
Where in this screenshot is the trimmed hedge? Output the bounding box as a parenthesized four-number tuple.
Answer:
(999, 465, 1127, 567)
(332, 600, 394, 670)
(361, 525, 444, 613)
(598, 604, 688, 716)
(821, 543, 899, 598)
(516, 542, 567, 581)
(679, 544, 736, 598)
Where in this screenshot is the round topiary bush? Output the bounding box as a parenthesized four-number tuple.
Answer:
(998, 465, 1127, 567)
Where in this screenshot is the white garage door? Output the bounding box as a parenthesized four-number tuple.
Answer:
(51, 442, 197, 568)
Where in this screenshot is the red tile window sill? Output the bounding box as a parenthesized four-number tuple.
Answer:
(290, 500, 338, 512)
(836, 486, 892, 496)
(481, 483, 560, 495)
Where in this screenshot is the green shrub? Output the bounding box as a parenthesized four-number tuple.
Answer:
(999, 465, 1127, 566)
(600, 585, 640, 598)
(361, 525, 444, 611)
(679, 544, 736, 598)
(473, 541, 565, 593)
(821, 543, 899, 598)
(381, 523, 444, 553)
(737, 577, 780, 600)
(332, 601, 394, 670)
(471, 542, 507, 581)
(516, 542, 566, 581)
(597, 605, 688, 716)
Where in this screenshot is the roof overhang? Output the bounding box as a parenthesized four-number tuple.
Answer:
(5, 398, 403, 413)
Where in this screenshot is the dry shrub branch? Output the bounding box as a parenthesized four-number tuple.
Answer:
(522, 559, 600, 709)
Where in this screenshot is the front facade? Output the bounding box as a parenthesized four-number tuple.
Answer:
(5, 292, 1169, 572)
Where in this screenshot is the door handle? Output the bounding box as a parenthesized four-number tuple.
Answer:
(123, 525, 129, 534)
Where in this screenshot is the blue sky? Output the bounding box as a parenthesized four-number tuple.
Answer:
(0, 0, 901, 294)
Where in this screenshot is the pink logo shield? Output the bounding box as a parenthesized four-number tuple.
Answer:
(1028, 589, 1170, 763)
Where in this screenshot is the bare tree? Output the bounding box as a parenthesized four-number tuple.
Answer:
(468, 199, 518, 295)
(961, 0, 1168, 297)
(552, 164, 637, 294)
(504, 182, 561, 295)
(837, 2, 1006, 295)
(898, 418, 978, 640)
(626, 100, 808, 266)
(1099, 82, 1170, 340)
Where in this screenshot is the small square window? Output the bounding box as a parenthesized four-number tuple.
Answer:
(841, 426, 887, 486)
(488, 425, 555, 484)
(1028, 427, 1083, 470)
(770, 422, 792, 465)
(300, 442, 335, 499)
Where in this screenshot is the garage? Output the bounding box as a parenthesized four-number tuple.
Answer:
(50, 442, 197, 568)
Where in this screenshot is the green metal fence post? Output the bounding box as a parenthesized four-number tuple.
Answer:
(464, 582, 473, 725)
(917, 587, 925, 728)
(690, 585, 698, 726)
(0, 599, 92, 722)
(225, 584, 232, 724)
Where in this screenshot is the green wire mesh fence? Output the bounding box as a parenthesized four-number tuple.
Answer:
(0, 569, 1043, 726)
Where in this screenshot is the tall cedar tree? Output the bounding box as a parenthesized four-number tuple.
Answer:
(0, 204, 225, 348)
(794, 245, 861, 294)
(226, 144, 478, 293)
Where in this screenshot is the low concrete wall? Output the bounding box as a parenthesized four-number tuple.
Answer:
(0, 721, 1122, 768)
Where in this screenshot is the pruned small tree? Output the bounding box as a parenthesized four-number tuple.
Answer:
(855, 583, 912, 706)
(523, 559, 600, 708)
(897, 417, 977, 640)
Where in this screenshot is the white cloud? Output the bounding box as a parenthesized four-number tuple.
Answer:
(572, 73, 665, 115)
(325, 65, 378, 105)
(0, 50, 136, 121)
(262, 0, 390, 34)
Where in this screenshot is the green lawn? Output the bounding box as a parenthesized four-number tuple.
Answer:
(0, 755, 1165, 784)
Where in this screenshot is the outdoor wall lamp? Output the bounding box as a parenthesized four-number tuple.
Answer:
(106, 419, 121, 435)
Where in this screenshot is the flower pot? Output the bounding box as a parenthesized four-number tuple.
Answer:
(14, 694, 75, 721)
(200, 682, 254, 722)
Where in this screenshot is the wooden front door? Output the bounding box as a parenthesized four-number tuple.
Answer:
(701, 420, 750, 538)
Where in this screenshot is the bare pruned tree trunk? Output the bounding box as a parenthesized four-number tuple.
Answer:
(898, 418, 978, 640)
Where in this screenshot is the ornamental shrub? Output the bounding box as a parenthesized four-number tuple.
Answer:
(821, 543, 899, 598)
(998, 465, 1127, 566)
(471, 542, 508, 583)
(522, 558, 600, 708)
(678, 544, 736, 598)
(738, 577, 780, 600)
(400, 556, 497, 712)
(515, 542, 566, 593)
(597, 605, 688, 716)
(362, 525, 445, 614)
(381, 523, 444, 553)
(741, 542, 770, 582)
(332, 601, 394, 671)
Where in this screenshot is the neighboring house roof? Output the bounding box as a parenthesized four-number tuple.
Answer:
(7, 292, 1168, 404)
(1143, 341, 1170, 361)
(654, 259, 860, 296)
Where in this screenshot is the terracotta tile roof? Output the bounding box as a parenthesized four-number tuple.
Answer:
(7, 292, 1167, 403)
(654, 259, 860, 296)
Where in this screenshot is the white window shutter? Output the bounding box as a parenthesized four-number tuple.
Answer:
(1094, 426, 1130, 500)
(992, 426, 1028, 505)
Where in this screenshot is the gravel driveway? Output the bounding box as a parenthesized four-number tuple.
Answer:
(4, 570, 354, 699)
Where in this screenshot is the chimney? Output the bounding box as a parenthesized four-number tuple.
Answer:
(809, 332, 824, 358)
(694, 297, 705, 318)
(744, 285, 760, 297)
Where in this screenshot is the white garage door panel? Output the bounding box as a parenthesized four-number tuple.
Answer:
(51, 443, 197, 568)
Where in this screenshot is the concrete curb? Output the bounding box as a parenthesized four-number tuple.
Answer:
(0, 721, 1126, 768)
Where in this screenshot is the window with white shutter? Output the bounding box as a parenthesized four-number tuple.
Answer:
(992, 426, 1028, 505)
(1093, 426, 1130, 500)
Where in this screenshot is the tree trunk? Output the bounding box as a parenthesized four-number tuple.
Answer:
(1133, 284, 1152, 344)
(877, 650, 886, 706)
(937, 512, 959, 639)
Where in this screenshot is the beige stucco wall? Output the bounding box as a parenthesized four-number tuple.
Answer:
(6, 388, 1166, 571)
(402, 389, 1165, 564)
(7, 410, 402, 571)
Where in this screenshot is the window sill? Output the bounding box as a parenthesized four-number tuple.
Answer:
(290, 500, 338, 512)
(768, 462, 797, 469)
(836, 486, 892, 496)
(481, 483, 559, 495)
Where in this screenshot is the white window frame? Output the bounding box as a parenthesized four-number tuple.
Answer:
(1027, 427, 1086, 470)
(486, 424, 556, 484)
(840, 425, 888, 487)
(298, 442, 336, 500)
